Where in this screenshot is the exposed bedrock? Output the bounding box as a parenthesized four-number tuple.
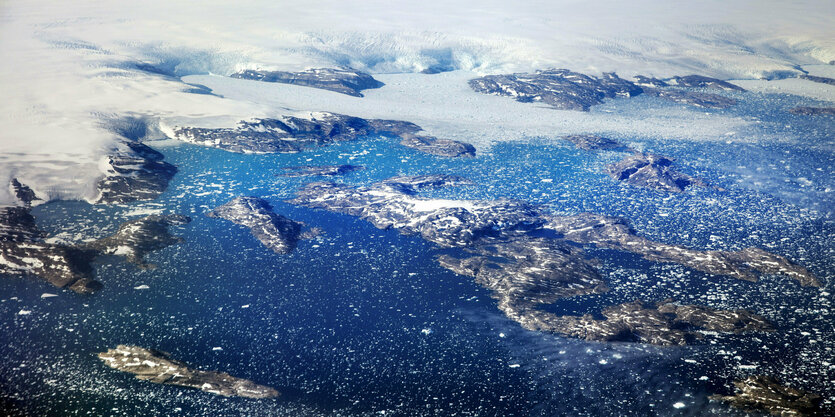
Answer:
(96, 141, 177, 204)
(169, 112, 475, 157)
(468, 69, 740, 110)
(288, 177, 817, 344)
(798, 74, 835, 86)
(99, 345, 280, 399)
(788, 107, 835, 116)
(231, 67, 384, 97)
(605, 152, 708, 192)
(0, 206, 100, 293)
(85, 214, 191, 268)
(710, 375, 822, 417)
(207, 196, 318, 254)
(562, 134, 633, 152)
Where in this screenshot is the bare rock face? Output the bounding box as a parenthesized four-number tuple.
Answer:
(469, 69, 741, 111)
(85, 214, 191, 268)
(170, 112, 475, 158)
(605, 153, 707, 192)
(521, 300, 772, 346)
(640, 87, 738, 108)
(789, 107, 835, 116)
(289, 177, 816, 345)
(0, 206, 100, 294)
(399, 134, 476, 158)
(10, 178, 40, 206)
(207, 197, 315, 254)
(380, 175, 475, 193)
(96, 141, 177, 204)
(544, 213, 820, 287)
(468, 69, 642, 111)
(670, 75, 746, 91)
(798, 74, 835, 86)
(562, 135, 633, 152)
(710, 375, 822, 417)
(99, 345, 279, 399)
(231, 67, 384, 97)
(279, 164, 364, 177)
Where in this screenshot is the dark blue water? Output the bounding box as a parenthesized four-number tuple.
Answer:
(1, 92, 833, 416)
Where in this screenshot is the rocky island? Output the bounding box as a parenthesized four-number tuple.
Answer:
(85, 214, 191, 268)
(168, 112, 475, 157)
(98, 345, 279, 398)
(562, 134, 633, 152)
(468, 69, 740, 111)
(207, 196, 316, 254)
(605, 153, 708, 192)
(710, 375, 822, 417)
(288, 176, 817, 345)
(789, 107, 835, 116)
(279, 164, 365, 177)
(231, 67, 383, 97)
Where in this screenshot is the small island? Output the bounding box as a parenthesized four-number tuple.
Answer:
(99, 345, 279, 399)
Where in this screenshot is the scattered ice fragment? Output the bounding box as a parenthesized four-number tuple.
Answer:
(241, 304, 250, 308)
(420, 328, 432, 335)
(599, 359, 608, 365)
(509, 364, 520, 368)
(133, 285, 150, 290)
(212, 347, 223, 351)
(17, 309, 31, 315)
(499, 333, 506, 338)
(673, 402, 686, 409)
(40, 293, 58, 298)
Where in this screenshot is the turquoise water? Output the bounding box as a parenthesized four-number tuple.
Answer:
(1, 92, 834, 416)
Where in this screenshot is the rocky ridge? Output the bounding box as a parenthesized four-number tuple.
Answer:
(562, 135, 633, 152)
(605, 153, 708, 192)
(789, 107, 835, 116)
(710, 375, 822, 417)
(85, 214, 191, 268)
(468, 69, 741, 110)
(231, 67, 384, 97)
(288, 176, 817, 345)
(99, 345, 279, 398)
(169, 112, 475, 157)
(96, 141, 177, 204)
(207, 196, 317, 254)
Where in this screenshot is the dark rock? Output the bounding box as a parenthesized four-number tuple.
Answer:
(605, 153, 707, 192)
(231, 68, 383, 97)
(671, 75, 746, 91)
(520, 300, 772, 346)
(10, 178, 40, 206)
(98, 345, 279, 398)
(0, 206, 100, 293)
(544, 213, 820, 287)
(279, 164, 364, 177)
(641, 87, 738, 108)
(788, 107, 835, 116)
(399, 134, 477, 158)
(288, 177, 818, 343)
(85, 214, 191, 268)
(468, 69, 642, 111)
(798, 74, 835, 86)
(380, 174, 475, 193)
(562, 135, 633, 152)
(710, 375, 822, 417)
(170, 112, 475, 158)
(632, 75, 669, 88)
(96, 141, 177, 204)
(207, 196, 314, 254)
(289, 181, 543, 248)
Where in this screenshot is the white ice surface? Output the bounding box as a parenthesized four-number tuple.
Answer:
(1, 0, 834, 205)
